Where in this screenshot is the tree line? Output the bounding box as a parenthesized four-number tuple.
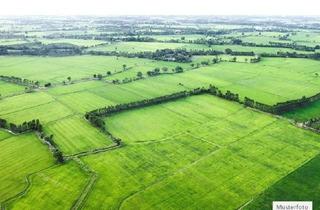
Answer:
(0, 75, 39, 87)
(0, 118, 64, 163)
(243, 92, 320, 114)
(0, 43, 82, 56)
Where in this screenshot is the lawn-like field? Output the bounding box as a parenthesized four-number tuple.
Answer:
(37, 38, 107, 47)
(44, 115, 113, 155)
(0, 56, 192, 84)
(1, 101, 73, 124)
(81, 94, 320, 210)
(89, 41, 312, 54)
(0, 92, 55, 116)
(0, 81, 25, 97)
(8, 161, 89, 210)
(246, 155, 320, 210)
(87, 41, 205, 52)
(0, 132, 54, 202)
(105, 57, 320, 105)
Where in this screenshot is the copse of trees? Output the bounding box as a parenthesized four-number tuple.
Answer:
(0, 118, 64, 163)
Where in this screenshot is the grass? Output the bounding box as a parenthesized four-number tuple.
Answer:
(0, 81, 25, 97)
(246, 154, 320, 210)
(0, 132, 54, 202)
(88, 41, 313, 54)
(8, 161, 89, 210)
(103, 57, 320, 105)
(81, 95, 320, 210)
(0, 92, 54, 116)
(1, 101, 73, 124)
(44, 115, 113, 155)
(56, 91, 116, 114)
(37, 38, 107, 47)
(0, 130, 11, 141)
(0, 55, 193, 84)
(87, 42, 205, 53)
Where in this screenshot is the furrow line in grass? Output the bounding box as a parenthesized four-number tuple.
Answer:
(0, 100, 55, 116)
(50, 95, 79, 114)
(65, 144, 121, 159)
(0, 164, 57, 210)
(70, 158, 98, 210)
(44, 113, 78, 126)
(131, 107, 244, 145)
(117, 147, 222, 210)
(236, 153, 320, 210)
(118, 119, 279, 209)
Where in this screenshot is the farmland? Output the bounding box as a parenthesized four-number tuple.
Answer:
(0, 15, 320, 210)
(82, 95, 320, 209)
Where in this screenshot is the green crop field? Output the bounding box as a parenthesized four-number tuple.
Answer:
(88, 41, 207, 52)
(0, 132, 54, 202)
(0, 56, 195, 84)
(1, 16, 320, 210)
(246, 154, 320, 209)
(0, 81, 25, 97)
(81, 95, 320, 209)
(8, 161, 89, 210)
(37, 38, 107, 47)
(44, 115, 114, 154)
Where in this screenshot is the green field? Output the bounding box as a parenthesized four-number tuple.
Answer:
(1, 16, 320, 210)
(0, 81, 25, 97)
(8, 161, 89, 210)
(37, 38, 107, 47)
(44, 115, 113, 154)
(0, 56, 193, 84)
(88, 41, 313, 54)
(0, 132, 54, 202)
(105, 57, 320, 105)
(246, 155, 320, 210)
(81, 95, 320, 209)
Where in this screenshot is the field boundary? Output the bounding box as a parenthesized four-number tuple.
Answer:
(0, 165, 56, 210)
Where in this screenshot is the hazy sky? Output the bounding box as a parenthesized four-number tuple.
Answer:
(0, 0, 319, 16)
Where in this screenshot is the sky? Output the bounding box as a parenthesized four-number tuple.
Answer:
(0, 0, 319, 16)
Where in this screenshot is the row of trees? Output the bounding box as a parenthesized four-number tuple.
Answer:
(0, 75, 39, 87)
(0, 43, 82, 56)
(243, 92, 320, 114)
(0, 118, 64, 163)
